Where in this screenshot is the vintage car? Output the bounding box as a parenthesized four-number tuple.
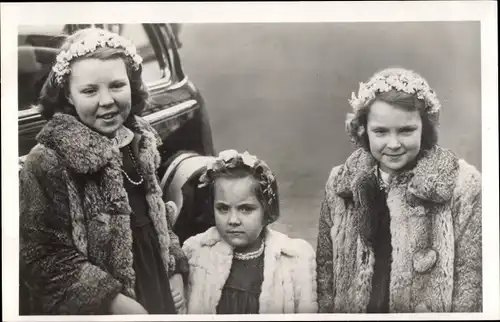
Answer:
(18, 23, 214, 176)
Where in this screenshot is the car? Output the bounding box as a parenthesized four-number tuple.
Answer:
(18, 23, 214, 178)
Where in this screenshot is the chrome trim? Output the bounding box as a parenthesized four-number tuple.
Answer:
(147, 76, 189, 93)
(143, 99, 197, 124)
(18, 107, 41, 119)
(146, 75, 172, 91)
(166, 76, 189, 91)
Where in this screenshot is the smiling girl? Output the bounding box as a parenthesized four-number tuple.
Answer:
(19, 28, 187, 315)
(316, 68, 482, 313)
(182, 150, 317, 314)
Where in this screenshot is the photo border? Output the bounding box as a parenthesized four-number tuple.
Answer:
(2, 1, 498, 321)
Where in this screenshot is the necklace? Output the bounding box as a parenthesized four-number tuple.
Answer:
(234, 240, 265, 261)
(377, 167, 390, 191)
(121, 146, 144, 186)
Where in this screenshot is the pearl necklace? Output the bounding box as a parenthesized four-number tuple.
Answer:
(377, 167, 390, 191)
(121, 145, 144, 186)
(234, 240, 265, 261)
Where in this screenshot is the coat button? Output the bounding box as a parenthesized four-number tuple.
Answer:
(413, 248, 437, 273)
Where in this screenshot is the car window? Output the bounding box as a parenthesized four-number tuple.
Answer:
(119, 24, 165, 84)
(17, 24, 168, 111)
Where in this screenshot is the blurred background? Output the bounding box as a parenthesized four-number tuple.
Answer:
(177, 22, 481, 249)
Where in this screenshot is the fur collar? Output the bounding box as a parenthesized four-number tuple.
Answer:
(198, 226, 302, 258)
(36, 113, 162, 174)
(333, 146, 460, 203)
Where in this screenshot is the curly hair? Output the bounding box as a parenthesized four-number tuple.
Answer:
(346, 86, 440, 152)
(207, 166, 280, 226)
(37, 28, 149, 120)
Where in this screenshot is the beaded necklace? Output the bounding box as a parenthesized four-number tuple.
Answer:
(233, 240, 265, 261)
(377, 166, 390, 191)
(121, 145, 144, 186)
(112, 126, 144, 186)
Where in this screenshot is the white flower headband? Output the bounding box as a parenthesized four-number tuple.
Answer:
(198, 149, 277, 204)
(52, 28, 143, 85)
(348, 67, 441, 115)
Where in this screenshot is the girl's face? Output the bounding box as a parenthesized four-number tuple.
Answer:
(367, 100, 422, 174)
(213, 175, 265, 253)
(67, 58, 132, 138)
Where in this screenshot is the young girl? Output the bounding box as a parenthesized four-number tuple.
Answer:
(316, 67, 482, 313)
(19, 27, 187, 315)
(182, 149, 318, 314)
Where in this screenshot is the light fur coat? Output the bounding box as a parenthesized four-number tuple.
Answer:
(19, 113, 187, 314)
(316, 146, 482, 313)
(182, 226, 318, 314)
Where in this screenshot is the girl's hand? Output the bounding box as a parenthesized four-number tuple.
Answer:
(172, 290, 186, 313)
(109, 293, 148, 314)
(170, 273, 186, 313)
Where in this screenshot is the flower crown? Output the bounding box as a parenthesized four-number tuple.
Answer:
(348, 67, 441, 115)
(52, 28, 143, 85)
(198, 149, 277, 204)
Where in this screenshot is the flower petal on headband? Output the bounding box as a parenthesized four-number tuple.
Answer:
(219, 149, 239, 162)
(212, 159, 225, 172)
(241, 151, 258, 168)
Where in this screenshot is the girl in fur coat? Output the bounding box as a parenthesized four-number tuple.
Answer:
(19, 28, 188, 315)
(316, 67, 482, 313)
(182, 149, 318, 314)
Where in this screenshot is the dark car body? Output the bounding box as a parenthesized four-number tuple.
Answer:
(18, 23, 214, 177)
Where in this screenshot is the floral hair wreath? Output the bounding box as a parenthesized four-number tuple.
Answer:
(52, 28, 143, 85)
(348, 67, 441, 115)
(198, 149, 277, 205)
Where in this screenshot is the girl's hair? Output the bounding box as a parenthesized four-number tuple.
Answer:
(345, 68, 441, 152)
(346, 89, 439, 152)
(200, 150, 280, 225)
(37, 28, 149, 120)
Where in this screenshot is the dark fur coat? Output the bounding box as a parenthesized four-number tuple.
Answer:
(19, 113, 188, 314)
(316, 147, 482, 313)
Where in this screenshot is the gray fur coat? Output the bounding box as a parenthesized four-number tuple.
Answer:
(19, 113, 187, 314)
(316, 146, 482, 313)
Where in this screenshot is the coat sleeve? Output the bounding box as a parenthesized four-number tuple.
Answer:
(19, 154, 122, 314)
(164, 201, 189, 280)
(316, 168, 337, 313)
(451, 163, 482, 312)
(293, 240, 318, 313)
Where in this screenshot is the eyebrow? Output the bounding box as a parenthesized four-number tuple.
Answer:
(369, 123, 419, 129)
(110, 78, 129, 83)
(76, 77, 128, 86)
(214, 200, 259, 206)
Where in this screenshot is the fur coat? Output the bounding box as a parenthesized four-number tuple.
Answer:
(316, 146, 482, 313)
(19, 113, 188, 314)
(182, 226, 318, 314)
